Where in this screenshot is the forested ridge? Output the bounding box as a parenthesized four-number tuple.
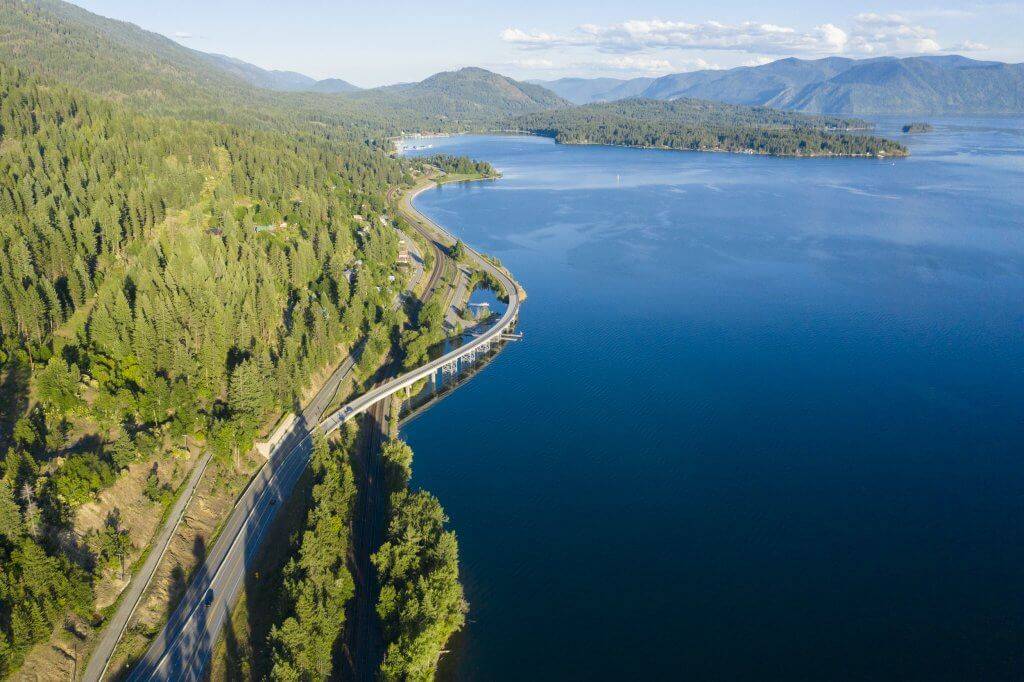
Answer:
(0, 59, 412, 675)
(509, 98, 909, 157)
(0, 2, 565, 137)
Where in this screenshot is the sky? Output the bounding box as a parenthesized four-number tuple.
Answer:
(72, 0, 1024, 86)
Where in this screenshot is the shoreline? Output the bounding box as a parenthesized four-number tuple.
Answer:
(403, 176, 526, 303)
(396, 131, 907, 159)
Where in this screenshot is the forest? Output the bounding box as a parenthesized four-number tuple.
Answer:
(509, 98, 909, 157)
(0, 60, 413, 675)
(419, 154, 498, 178)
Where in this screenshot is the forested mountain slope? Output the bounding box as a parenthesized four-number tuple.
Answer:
(200, 53, 362, 93)
(0, 1, 565, 132)
(340, 67, 569, 125)
(528, 76, 655, 104)
(509, 98, 907, 157)
(0, 60, 407, 675)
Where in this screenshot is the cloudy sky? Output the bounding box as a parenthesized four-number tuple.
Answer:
(73, 0, 1023, 86)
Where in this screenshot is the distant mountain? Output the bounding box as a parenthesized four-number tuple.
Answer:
(776, 56, 1024, 115)
(346, 67, 570, 122)
(309, 77, 361, 94)
(528, 76, 654, 104)
(542, 56, 1024, 115)
(201, 53, 361, 93)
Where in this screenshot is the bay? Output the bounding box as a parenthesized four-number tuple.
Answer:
(401, 119, 1024, 681)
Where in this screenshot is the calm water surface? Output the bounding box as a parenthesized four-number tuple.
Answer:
(400, 119, 1024, 681)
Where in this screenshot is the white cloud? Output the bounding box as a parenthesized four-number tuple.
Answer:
(501, 15, 973, 57)
(944, 39, 991, 51)
(172, 31, 195, 39)
(847, 13, 941, 54)
(505, 55, 687, 76)
(511, 57, 557, 69)
(500, 27, 574, 48)
(599, 56, 677, 73)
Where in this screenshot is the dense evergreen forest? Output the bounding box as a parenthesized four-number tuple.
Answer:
(269, 431, 357, 679)
(0, 59, 413, 674)
(421, 154, 498, 178)
(0, 1, 475, 673)
(376, 439, 466, 680)
(509, 98, 909, 157)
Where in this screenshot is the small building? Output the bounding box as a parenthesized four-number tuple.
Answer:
(397, 239, 411, 266)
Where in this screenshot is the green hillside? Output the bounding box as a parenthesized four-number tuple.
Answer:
(0, 1, 565, 134)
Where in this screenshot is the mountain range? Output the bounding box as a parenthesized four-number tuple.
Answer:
(532, 56, 1024, 115)
(0, 0, 565, 130)
(200, 53, 362, 93)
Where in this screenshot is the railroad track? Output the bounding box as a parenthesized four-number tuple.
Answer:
(388, 183, 451, 304)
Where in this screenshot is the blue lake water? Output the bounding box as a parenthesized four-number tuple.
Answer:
(400, 120, 1024, 681)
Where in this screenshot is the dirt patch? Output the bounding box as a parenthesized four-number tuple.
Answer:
(11, 444, 202, 681)
(77, 446, 200, 610)
(103, 450, 263, 680)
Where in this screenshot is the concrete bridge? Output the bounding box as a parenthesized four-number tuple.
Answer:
(321, 252, 519, 436)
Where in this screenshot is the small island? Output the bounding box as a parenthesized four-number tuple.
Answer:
(509, 98, 909, 158)
(902, 122, 934, 134)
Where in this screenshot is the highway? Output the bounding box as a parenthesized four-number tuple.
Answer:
(118, 179, 520, 681)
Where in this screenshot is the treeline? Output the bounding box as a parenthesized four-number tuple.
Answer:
(420, 154, 497, 177)
(268, 430, 356, 679)
(0, 480, 94, 676)
(509, 98, 909, 158)
(0, 59, 406, 672)
(374, 439, 466, 680)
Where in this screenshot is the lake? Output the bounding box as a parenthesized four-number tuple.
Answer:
(400, 119, 1024, 681)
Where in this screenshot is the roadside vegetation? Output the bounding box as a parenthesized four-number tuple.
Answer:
(375, 440, 467, 681)
(268, 430, 357, 679)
